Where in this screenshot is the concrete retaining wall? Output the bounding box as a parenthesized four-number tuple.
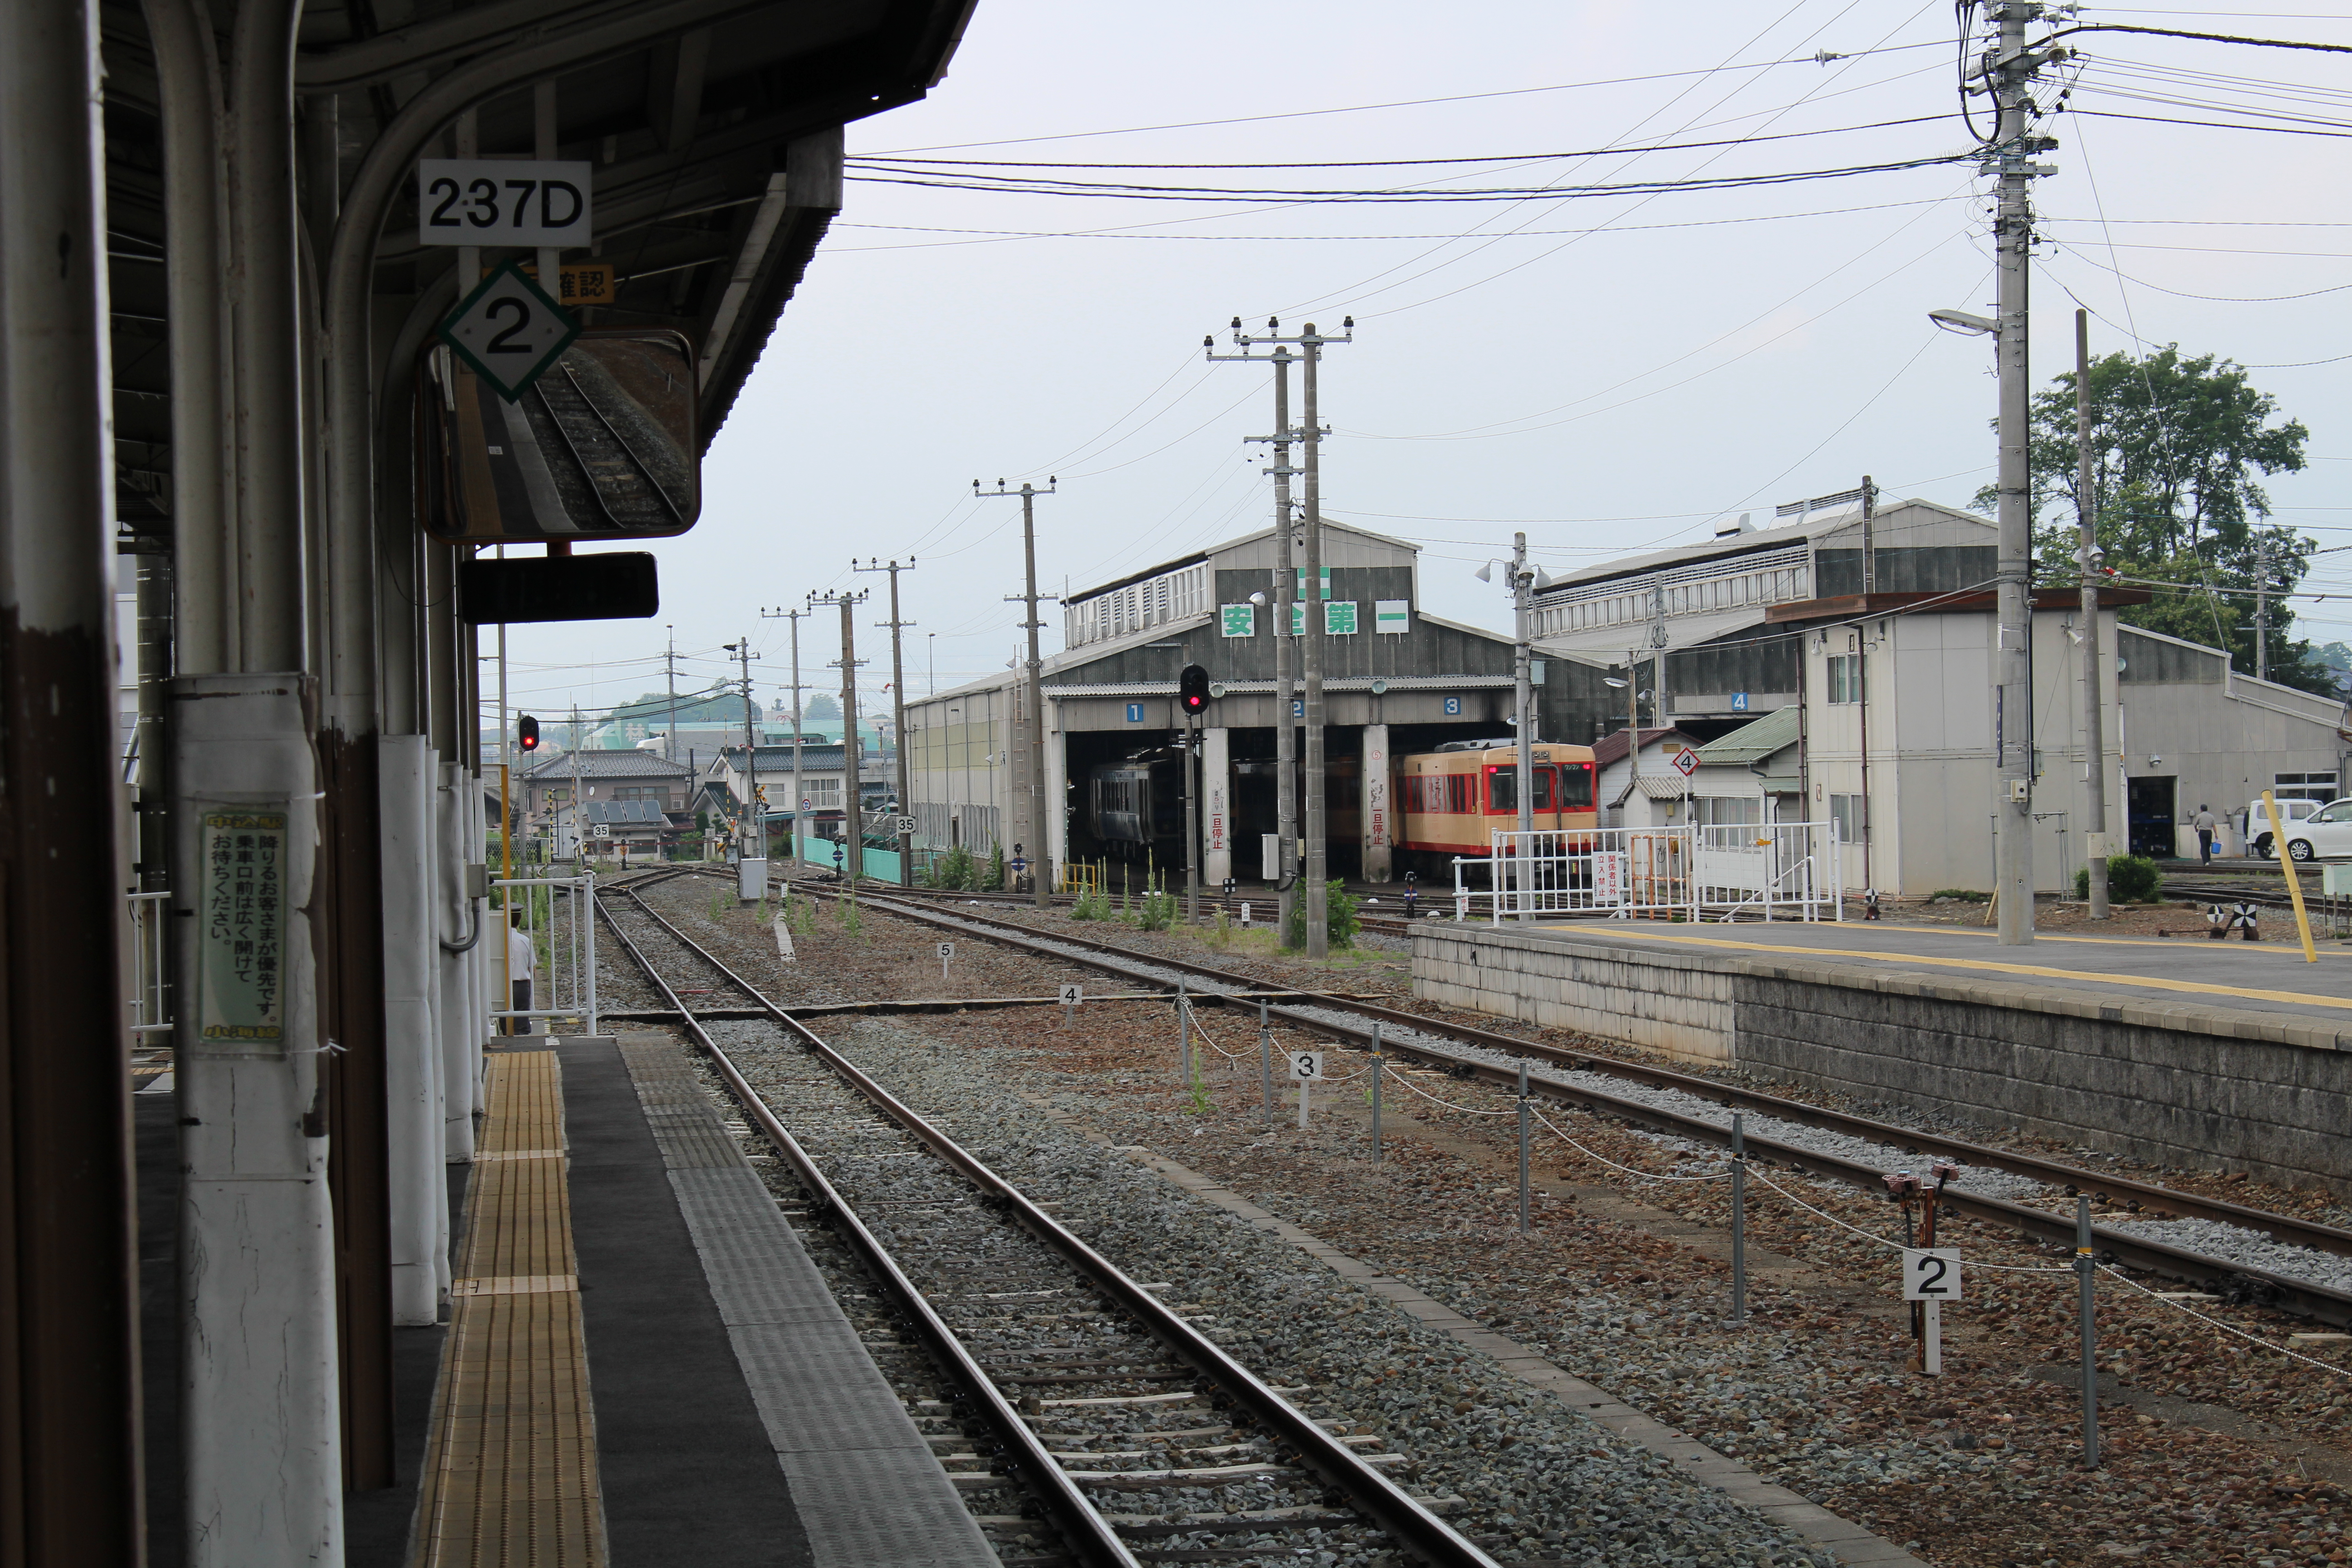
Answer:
(1413, 923, 2352, 1192)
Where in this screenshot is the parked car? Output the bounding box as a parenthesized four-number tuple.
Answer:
(2274, 798, 2352, 862)
(2248, 795, 2324, 859)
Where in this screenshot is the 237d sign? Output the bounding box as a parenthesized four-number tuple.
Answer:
(417, 159, 594, 246)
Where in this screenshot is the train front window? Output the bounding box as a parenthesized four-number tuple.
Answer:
(1486, 767, 1514, 813)
(1532, 769, 1555, 810)
(1560, 762, 1594, 809)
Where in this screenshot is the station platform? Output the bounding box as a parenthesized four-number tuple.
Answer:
(1553, 916, 2352, 1029)
(138, 1035, 992, 1568)
(1411, 916, 2352, 1191)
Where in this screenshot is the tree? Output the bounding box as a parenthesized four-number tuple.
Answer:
(1977, 344, 2330, 692)
(804, 691, 842, 721)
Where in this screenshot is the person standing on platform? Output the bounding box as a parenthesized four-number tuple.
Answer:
(2194, 804, 2218, 865)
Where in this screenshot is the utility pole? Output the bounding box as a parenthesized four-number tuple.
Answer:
(1209, 318, 1353, 955)
(663, 624, 680, 763)
(856, 557, 919, 886)
(722, 639, 763, 861)
(1861, 476, 1879, 594)
(1511, 534, 1536, 920)
(761, 606, 811, 872)
(811, 589, 869, 877)
(977, 478, 1058, 905)
(2076, 309, 2110, 920)
(2254, 532, 2273, 685)
(1209, 320, 1302, 941)
(568, 700, 583, 864)
(1987, 0, 2056, 946)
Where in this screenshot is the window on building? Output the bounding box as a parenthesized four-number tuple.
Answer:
(1829, 793, 1867, 844)
(1695, 795, 1760, 828)
(1825, 653, 1861, 704)
(2275, 772, 2339, 804)
(611, 786, 665, 802)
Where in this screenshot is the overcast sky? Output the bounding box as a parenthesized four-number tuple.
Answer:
(494, 1, 2352, 733)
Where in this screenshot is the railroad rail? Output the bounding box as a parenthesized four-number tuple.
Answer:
(794, 885, 2352, 1328)
(531, 361, 689, 532)
(594, 874, 1503, 1568)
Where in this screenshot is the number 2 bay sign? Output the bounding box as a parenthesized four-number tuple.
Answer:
(418, 159, 594, 246)
(439, 261, 578, 402)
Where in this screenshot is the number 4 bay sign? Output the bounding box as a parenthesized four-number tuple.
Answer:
(439, 260, 578, 401)
(1902, 1249, 1962, 1301)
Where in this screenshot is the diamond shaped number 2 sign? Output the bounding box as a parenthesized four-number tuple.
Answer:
(438, 260, 578, 402)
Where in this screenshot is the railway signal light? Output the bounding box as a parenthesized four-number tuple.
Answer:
(1179, 664, 1210, 716)
(517, 714, 540, 753)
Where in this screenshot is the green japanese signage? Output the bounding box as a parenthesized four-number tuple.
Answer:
(1294, 565, 1333, 600)
(1220, 603, 1256, 637)
(1326, 600, 1359, 635)
(199, 808, 289, 1047)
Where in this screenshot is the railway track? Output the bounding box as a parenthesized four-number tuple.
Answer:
(530, 360, 688, 531)
(788, 884, 2352, 1328)
(594, 872, 1503, 1568)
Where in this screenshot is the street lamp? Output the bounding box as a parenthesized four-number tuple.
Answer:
(1928, 307, 1998, 337)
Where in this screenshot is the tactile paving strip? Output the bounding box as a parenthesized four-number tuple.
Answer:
(412, 1051, 608, 1568)
(616, 1037, 997, 1568)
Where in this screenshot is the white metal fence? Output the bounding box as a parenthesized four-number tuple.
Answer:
(489, 874, 599, 1034)
(127, 889, 172, 1035)
(1453, 823, 1843, 923)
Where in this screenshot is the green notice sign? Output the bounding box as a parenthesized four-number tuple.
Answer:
(1326, 600, 1359, 635)
(199, 808, 289, 1047)
(1220, 603, 1256, 637)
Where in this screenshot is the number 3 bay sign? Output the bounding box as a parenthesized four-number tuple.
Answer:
(1287, 1050, 1327, 1082)
(439, 261, 578, 401)
(1901, 1249, 1962, 1301)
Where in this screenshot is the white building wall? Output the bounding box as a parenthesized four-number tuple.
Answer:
(1801, 607, 2345, 896)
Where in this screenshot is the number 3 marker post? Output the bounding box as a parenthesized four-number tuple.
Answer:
(1287, 1049, 1325, 1128)
(1901, 1249, 1962, 1374)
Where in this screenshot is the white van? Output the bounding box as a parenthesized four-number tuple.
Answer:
(2247, 796, 2324, 859)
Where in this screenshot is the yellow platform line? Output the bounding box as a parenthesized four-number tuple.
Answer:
(1880, 921, 2352, 957)
(1541, 926, 2352, 1014)
(413, 1051, 606, 1568)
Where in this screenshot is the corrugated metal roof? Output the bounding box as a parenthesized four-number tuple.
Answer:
(521, 750, 691, 781)
(1694, 704, 1801, 766)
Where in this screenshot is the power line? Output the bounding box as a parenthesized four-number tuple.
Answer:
(844, 151, 1979, 204)
(855, 39, 1954, 155)
(852, 116, 1960, 172)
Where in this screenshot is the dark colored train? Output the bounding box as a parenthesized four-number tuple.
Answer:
(1086, 754, 1185, 862)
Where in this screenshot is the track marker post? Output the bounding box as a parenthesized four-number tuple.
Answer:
(937, 939, 954, 979)
(1516, 1059, 1532, 1234)
(1258, 998, 1273, 1123)
(2078, 1194, 2100, 1468)
(1177, 980, 1192, 1084)
(1058, 982, 1082, 1028)
(1729, 1113, 1746, 1324)
(1369, 1023, 1383, 1164)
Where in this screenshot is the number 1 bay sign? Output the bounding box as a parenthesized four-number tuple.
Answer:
(418, 159, 594, 246)
(439, 261, 578, 401)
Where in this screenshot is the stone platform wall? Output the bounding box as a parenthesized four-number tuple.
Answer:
(1413, 923, 2352, 1191)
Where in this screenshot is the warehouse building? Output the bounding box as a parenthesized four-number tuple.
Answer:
(903, 520, 1617, 887)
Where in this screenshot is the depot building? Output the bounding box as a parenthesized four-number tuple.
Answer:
(901, 521, 1619, 887)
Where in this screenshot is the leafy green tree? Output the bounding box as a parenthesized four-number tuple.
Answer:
(804, 692, 842, 721)
(1978, 344, 2329, 691)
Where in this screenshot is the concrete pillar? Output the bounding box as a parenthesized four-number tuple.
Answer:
(172, 676, 341, 1566)
(437, 760, 478, 1162)
(377, 737, 443, 1325)
(1202, 726, 1232, 889)
(1044, 696, 1069, 886)
(1362, 723, 1394, 882)
(0, 0, 144, 1549)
